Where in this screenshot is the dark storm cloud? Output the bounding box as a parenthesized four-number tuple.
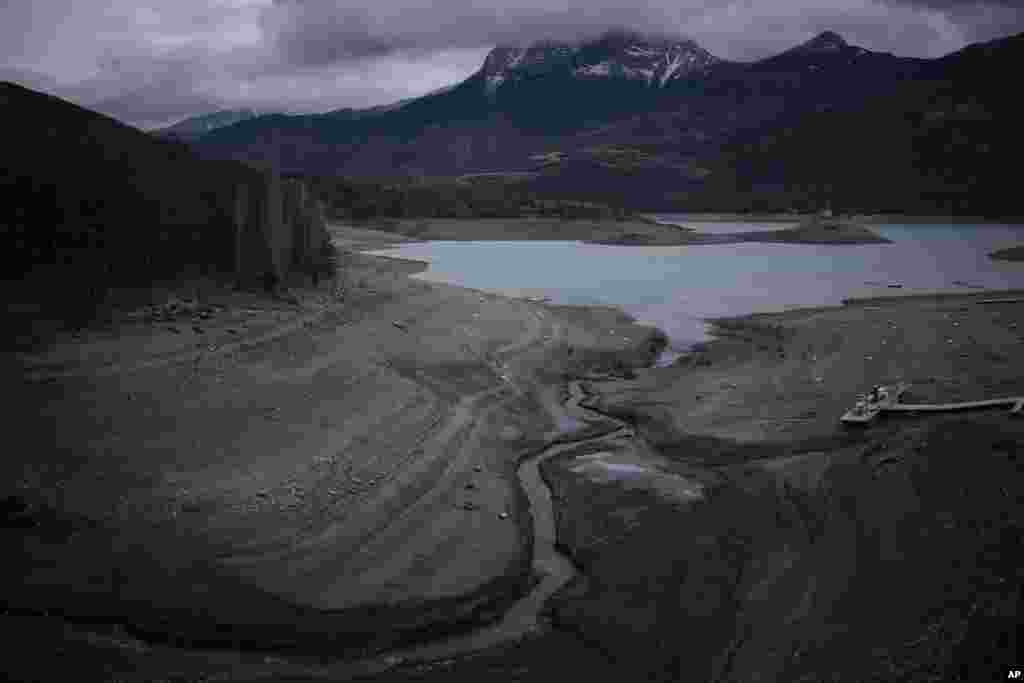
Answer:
(263, 0, 1023, 67)
(3, 1, 1024, 128)
(881, 0, 1024, 40)
(264, 0, 690, 66)
(80, 54, 224, 124)
(884, 0, 1022, 8)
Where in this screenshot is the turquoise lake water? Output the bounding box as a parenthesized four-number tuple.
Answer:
(367, 217, 1024, 357)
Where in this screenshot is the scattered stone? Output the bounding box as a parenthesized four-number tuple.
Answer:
(473, 465, 483, 472)
(392, 321, 408, 331)
(498, 512, 509, 520)
(461, 501, 478, 511)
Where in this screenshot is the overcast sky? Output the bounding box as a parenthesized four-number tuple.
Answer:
(1, 0, 1021, 129)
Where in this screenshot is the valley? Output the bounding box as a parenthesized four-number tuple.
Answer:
(3, 16, 1023, 683)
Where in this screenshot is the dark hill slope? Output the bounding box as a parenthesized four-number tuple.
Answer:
(155, 108, 264, 142)
(2, 81, 256, 280)
(688, 32, 1024, 214)
(190, 31, 1021, 214)
(1, 82, 332, 342)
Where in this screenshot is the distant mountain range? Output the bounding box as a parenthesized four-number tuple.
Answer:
(156, 108, 267, 140)
(179, 29, 1021, 214)
(479, 29, 721, 93)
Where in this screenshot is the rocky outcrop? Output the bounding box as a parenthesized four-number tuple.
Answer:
(231, 172, 332, 290)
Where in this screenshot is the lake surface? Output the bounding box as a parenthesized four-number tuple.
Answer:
(367, 217, 1024, 360)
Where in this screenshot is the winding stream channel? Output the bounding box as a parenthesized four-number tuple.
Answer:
(330, 379, 634, 678)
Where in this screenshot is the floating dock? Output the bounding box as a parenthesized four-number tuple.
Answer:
(885, 397, 1024, 414)
(840, 383, 908, 424)
(842, 384, 1024, 425)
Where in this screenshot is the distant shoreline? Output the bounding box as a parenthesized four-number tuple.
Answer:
(356, 216, 890, 246)
(652, 212, 1024, 224)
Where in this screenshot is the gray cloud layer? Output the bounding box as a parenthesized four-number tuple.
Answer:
(266, 0, 1023, 63)
(1, 1, 1021, 128)
(883, 0, 1024, 39)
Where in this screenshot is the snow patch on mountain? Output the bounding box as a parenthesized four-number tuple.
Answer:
(576, 61, 614, 77)
(626, 45, 661, 58)
(481, 32, 719, 93)
(482, 42, 581, 93)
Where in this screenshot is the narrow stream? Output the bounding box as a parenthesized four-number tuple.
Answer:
(332, 380, 632, 677)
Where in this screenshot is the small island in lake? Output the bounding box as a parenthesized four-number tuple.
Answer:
(733, 215, 893, 244)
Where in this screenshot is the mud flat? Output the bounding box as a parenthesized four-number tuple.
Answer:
(4, 222, 1019, 682)
(536, 288, 1024, 681)
(1, 223, 665, 681)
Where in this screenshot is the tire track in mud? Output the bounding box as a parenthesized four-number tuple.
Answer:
(307, 379, 635, 679)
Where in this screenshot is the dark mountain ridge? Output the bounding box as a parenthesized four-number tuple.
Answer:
(1, 81, 333, 343)
(692, 31, 1024, 215)
(156, 108, 267, 141)
(188, 29, 1021, 213)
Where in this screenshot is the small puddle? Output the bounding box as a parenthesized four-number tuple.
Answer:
(570, 451, 706, 503)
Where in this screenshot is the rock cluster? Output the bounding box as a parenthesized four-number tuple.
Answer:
(121, 298, 225, 325)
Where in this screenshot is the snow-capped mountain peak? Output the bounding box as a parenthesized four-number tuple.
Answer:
(480, 31, 719, 93)
(481, 42, 578, 93)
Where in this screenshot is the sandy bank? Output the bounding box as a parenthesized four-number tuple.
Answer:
(534, 288, 1024, 681)
(2, 223, 666, 677)
(6, 228, 1020, 681)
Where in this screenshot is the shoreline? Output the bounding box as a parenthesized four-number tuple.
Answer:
(353, 216, 890, 246)
(5, 226, 1021, 681)
(4, 223, 669, 678)
(650, 212, 1024, 224)
(536, 284, 1024, 682)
